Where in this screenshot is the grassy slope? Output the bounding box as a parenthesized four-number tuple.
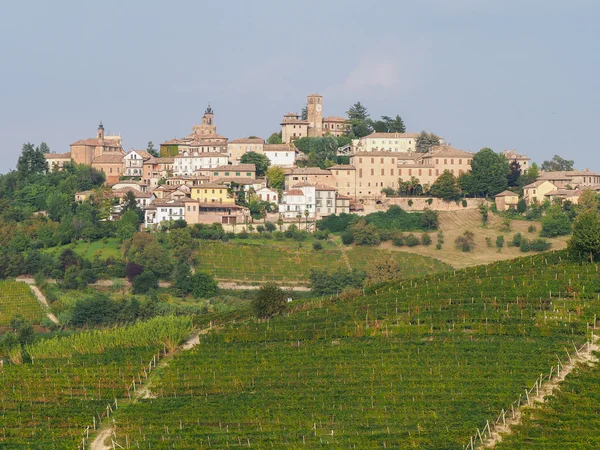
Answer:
(110, 252, 597, 449)
(384, 210, 569, 269)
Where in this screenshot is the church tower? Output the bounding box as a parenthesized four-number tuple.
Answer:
(307, 94, 323, 137)
(193, 104, 217, 136)
(97, 121, 105, 141)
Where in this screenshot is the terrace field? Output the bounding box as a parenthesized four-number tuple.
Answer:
(195, 240, 450, 283)
(104, 251, 599, 449)
(0, 280, 45, 326)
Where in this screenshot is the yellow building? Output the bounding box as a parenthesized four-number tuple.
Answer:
(495, 190, 520, 211)
(523, 180, 557, 205)
(191, 183, 235, 204)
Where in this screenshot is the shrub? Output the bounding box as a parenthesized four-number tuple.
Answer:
(435, 243, 442, 250)
(541, 207, 572, 237)
(421, 233, 432, 246)
(312, 241, 323, 251)
(132, 270, 158, 294)
(191, 272, 218, 298)
(485, 237, 492, 247)
(314, 230, 329, 240)
(351, 219, 380, 246)
(316, 213, 355, 232)
(273, 231, 285, 241)
(341, 231, 354, 245)
(265, 221, 277, 233)
(408, 199, 413, 206)
(437, 231, 444, 245)
(479, 204, 489, 226)
(517, 199, 527, 213)
(461, 199, 468, 208)
(251, 283, 288, 319)
(426, 198, 433, 205)
(256, 225, 265, 233)
(309, 269, 366, 296)
(455, 231, 475, 252)
(405, 234, 420, 247)
(528, 224, 537, 233)
(500, 218, 511, 232)
(496, 235, 504, 248)
(520, 238, 552, 253)
(238, 229, 249, 239)
(510, 233, 522, 247)
(125, 262, 144, 281)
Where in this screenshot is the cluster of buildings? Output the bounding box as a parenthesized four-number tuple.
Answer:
(44, 93, 596, 228)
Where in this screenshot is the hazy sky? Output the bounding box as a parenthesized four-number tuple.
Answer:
(1, 0, 599, 174)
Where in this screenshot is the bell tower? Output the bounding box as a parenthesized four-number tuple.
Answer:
(97, 121, 105, 141)
(307, 94, 323, 137)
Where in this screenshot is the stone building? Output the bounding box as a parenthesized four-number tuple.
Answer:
(44, 152, 72, 170)
(91, 153, 126, 185)
(227, 138, 265, 163)
(281, 113, 309, 143)
(70, 122, 123, 165)
(503, 149, 531, 173)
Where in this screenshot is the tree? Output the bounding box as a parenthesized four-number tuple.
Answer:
(541, 155, 574, 172)
(251, 283, 288, 319)
(17, 143, 48, 178)
(541, 205, 572, 237)
(367, 256, 401, 285)
(470, 148, 509, 197)
(568, 208, 600, 262)
(191, 272, 218, 298)
(132, 269, 158, 294)
(346, 102, 372, 138)
(117, 210, 140, 242)
(266, 166, 285, 190)
(351, 219, 380, 246)
(122, 191, 143, 221)
(172, 259, 193, 296)
(301, 106, 308, 121)
(507, 160, 521, 187)
(381, 115, 406, 133)
(147, 141, 159, 157)
(38, 142, 50, 154)
(415, 132, 440, 153)
(309, 268, 366, 295)
(267, 133, 283, 145)
(429, 170, 461, 200)
(517, 163, 540, 189)
(240, 151, 270, 177)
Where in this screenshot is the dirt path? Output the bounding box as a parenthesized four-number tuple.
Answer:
(16, 279, 59, 325)
(480, 336, 599, 448)
(218, 282, 310, 291)
(89, 327, 212, 450)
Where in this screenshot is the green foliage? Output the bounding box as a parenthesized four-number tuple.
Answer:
(17, 143, 48, 178)
(429, 170, 461, 200)
(372, 115, 406, 133)
(267, 132, 283, 144)
(292, 136, 341, 168)
(317, 213, 356, 232)
(312, 241, 323, 251)
(496, 235, 504, 248)
(455, 231, 475, 252)
(517, 198, 527, 213)
(265, 166, 285, 190)
(470, 148, 510, 196)
(540, 206, 572, 237)
(528, 224, 537, 233)
(510, 233, 523, 247)
(519, 238, 552, 252)
(240, 151, 270, 177)
(351, 219, 380, 246)
(251, 282, 288, 319)
(265, 221, 277, 233)
(131, 269, 158, 294)
(541, 154, 574, 172)
(341, 231, 354, 245)
(346, 102, 372, 137)
(485, 236, 493, 247)
(507, 160, 521, 187)
(421, 233, 432, 245)
(309, 268, 366, 295)
(415, 131, 441, 153)
(404, 233, 420, 247)
(191, 272, 218, 299)
(479, 203, 489, 226)
(117, 210, 140, 242)
(568, 208, 600, 262)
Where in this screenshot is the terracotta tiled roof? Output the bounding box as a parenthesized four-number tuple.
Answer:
(424, 145, 474, 158)
(352, 151, 398, 157)
(315, 184, 337, 191)
(193, 183, 228, 189)
(524, 180, 557, 189)
(71, 138, 122, 147)
(44, 152, 72, 159)
(545, 189, 583, 197)
(263, 144, 292, 152)
(228, 138, 264, 144)
(213, 164, 256, 171)
(126, 150, 153, 159)
(91, 153, 125, 164)
(495, 190, 519, 198)
(284, 189, 304, 196)
(161, 139, 185, 145)
(540, 170, 600, 178)
(322, 116, 348, 122)
(212, 178, 261, 185)
(329, 164, 355, 170)
(364, 132, 419, 139)
(176, 152, 226, 159)
(286, 167, 331, 175)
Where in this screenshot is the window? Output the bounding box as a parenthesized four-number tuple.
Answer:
(225, 172, 230, 176)
(419, 169, 422, 176)
(371, 169, 374, 176)
(246, 172, 251, 176)
(359, 158, 363, 163)
(444, 159, 447, 165)
(399, 169, 402, 176)
(214, 172, 218, 176)
(409, 169, 412, 176)
(359, 169, 363, 178)
(459, 159, 462, 165)
(451, 159, 454, 164)
(429, 169, 432, 176)
(381, 168, 384, 175)
(391, 169, 394, 176)
(371, 158, 374, 163)
(380, 158, 384, 163)
(436, 169, 439, 176)
(436, 159, 439, 164)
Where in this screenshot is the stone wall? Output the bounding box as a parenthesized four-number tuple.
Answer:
(380, 197, 489, 211)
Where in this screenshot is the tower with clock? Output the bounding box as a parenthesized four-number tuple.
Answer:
(306, 93, 323, 137)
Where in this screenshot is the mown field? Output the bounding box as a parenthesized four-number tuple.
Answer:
(0, 280, 45, 326)
(0, 317, 192, 449)
(195, 240, 450, 283)
(107, 251, 599, 449)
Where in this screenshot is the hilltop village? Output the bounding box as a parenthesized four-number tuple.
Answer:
(40, 93, 598, 230)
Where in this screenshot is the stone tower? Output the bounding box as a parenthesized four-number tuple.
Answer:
(97, 121, 105, 141)
(307, 94, 323, 137)
(193, 104, 217, 136)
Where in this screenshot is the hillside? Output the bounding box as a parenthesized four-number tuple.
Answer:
(93, 251, 597, 449)
(382, 209, 569, 268)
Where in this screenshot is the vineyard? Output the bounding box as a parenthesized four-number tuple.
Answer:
(106, 251, 599, 449)
(0, 316, 193, 449)
(0, 280, 45, 326)
(494, 348, 600, 448)
(195, 241, 450, 283)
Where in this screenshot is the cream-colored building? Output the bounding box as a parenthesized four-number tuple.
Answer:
(419, 145, 473, 178)
(44, 152, 72, 170)
(227, 138, 264, 163)
(143, 157, 174, 186)
(538, 170, 600, 189)
(123, 150, 152, 177)
(281, 113, 309, 144)
(523, 180, 557, 205)
(322, 116, 350, 137)
(353, 132, 419, 153)
(173, 152, 228, 176)
(545, 189, 583, 205)
(503, 149, 531, 174)
(284, 167, 333, 190)
(209, 164, 256, 181)
(495, 190, 520, 211)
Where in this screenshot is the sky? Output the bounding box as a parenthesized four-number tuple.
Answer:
(1, 0, 599, 174)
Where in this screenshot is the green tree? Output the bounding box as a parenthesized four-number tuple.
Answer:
(381, 115, 406, 133)
(17, 143, 48, 178)
(251, 282, 288, 319)
(122, 191, 143, 221)
(517, 163, 540, 189)
(568, 208, 600, 262)
(266, 166, 285, 190)
(147, 141, 159, 157)
(301, 106, 308, 121)
(267, 133, 283, 144)
(38, 142, 50, 154)
(132, 269, 158, 294)
(470, 148, 509, 197)
(429, 170, 461, 200)
(191, 272, 218, 298)
(346, 102, 372, 138)
(507, 160, 521, 187)
(541, 205, 572, 237)
(172, 259, 193, 297)
(415, 132, 440, 153)
(240, 151, 270, 177)
(541, 155, 574, 172)
(116, 210, 140, 242)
